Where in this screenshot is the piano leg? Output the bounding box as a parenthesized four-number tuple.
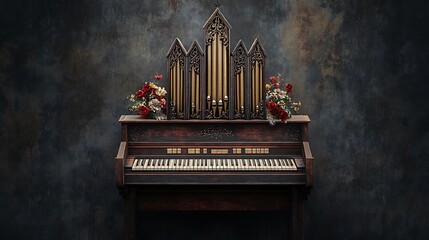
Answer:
(291, 188, 304, 240)
(123, 187, 136, 240)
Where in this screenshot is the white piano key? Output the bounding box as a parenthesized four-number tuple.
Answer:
(263, 159, 268, 170)
(251, 159, 257, 170)
(274, 159, 281, 171)
(289, 158, 297, 171)
(209, 159, 214, 171)
(226, 159, 231, 171)
(158, 159, 163, 171)
(278, 159, 284, 170)
(175, 159, 180, 171)
(194, 159, 199, 170)
(247, 159, 252, 170)
(134, 159, 139, 171)
(146, 159, 152, 170)
(268, 159, 274, 171)
(155, 159, 160, 171)
(231, 159, 236, 171)
(132, 159, 138, 171)
(237, 159, 243, 171)
(205, 159, 209, 171)
(141, 159, 148, 170)
(182, 159, 187, 170)
(198, 159, 203, 170)
(163, 159, 169, 171)
(139, 159, 144, 170)
(254, 159, 260, 170)
(188, 159, 193, 171)
(281, 159, 287, 170)
(286, 159, 292, 170)
(244, 159, 249, 170)
(169, 159, 175, 170)
(180, 159, 185, 170)
(201, 159, 205, 170)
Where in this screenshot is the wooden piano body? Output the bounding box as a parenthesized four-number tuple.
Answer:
(115, 115, 313, 240)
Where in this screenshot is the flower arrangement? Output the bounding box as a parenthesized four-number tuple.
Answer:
(265, 73, 301, 125)
(128, 74, 167, 120)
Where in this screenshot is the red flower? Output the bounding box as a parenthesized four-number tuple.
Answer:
(135, 90, 144, 98)
(285, 84, 293, 93)
(267, 101, 277, 110)
(273, 82, 280, 88)
(154, 74, 162, 80)
(141, 84, 151, 96)
(269, 76, 277, 84)
(279, 111, 289, 123)
(139, 106, 151, 117)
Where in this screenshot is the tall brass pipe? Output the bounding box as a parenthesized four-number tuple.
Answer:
(176, 61, 180, 113)
(171, 65, 176, 108)
(196, 73, 200, 113)
(259, 64, 263, 106)
(255, 63, 260, 111)
(234, 74, 240, 112)
(174, 62, 179, 112)
(252, 66, 255, 112)
(212, 36, 217, 111)
(177, 65, 183, 112)
(217, 35, 222, 105)
(240, 67, 244, 112)
(207, 45, 212, 105)
(235, 74, 238, 112)
(222, 44, 227, 110)
(191, 70, 195, 114)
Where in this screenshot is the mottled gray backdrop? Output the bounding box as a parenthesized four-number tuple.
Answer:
(1, 0, 428, 239)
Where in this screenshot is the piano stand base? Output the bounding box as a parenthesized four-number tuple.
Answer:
(121, 185, 307, 240)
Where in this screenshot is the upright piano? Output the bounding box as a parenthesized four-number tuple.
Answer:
(116, 6, 314, 239)
(115, 115, 313, 240)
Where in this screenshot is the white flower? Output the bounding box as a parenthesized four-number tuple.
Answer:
(149, 98, 160, 107)
(156, 87, 167, 97)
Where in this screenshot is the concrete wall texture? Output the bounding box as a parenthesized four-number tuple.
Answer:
(1, 0, 428, 239)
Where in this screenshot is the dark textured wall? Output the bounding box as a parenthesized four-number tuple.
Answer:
(1, 0, 428, 239)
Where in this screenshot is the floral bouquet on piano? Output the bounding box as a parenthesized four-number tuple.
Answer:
(128, 74, 167, 120)
(265, 73, 301, 125)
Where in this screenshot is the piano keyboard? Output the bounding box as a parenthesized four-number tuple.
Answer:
(131, 158, 300, 171)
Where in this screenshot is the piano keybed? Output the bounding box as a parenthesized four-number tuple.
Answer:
(131, 157, 304, 171)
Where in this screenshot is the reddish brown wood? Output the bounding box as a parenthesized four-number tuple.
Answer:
(119, 114, 310, 123)
(124, 189, 136, 240)
(116, 114, 313, 240)
(291, 188, 304, 240)
(303, 141, 314, 187)
(115, 141, 127, 188)
(137, 190, 290, 211)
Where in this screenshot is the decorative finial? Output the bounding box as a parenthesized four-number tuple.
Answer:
(215, 0, 221, 8)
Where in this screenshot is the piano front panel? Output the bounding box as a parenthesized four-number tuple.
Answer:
(126, 122, 303, 143)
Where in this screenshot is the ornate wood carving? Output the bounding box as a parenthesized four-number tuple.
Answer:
(198, 127, 233, 140)
(204, 9, 230, 46)
(233, 43, 246, 75)
(168, 42, 185, 68)
(249, 40, 266, 69)
(189, 41, 203, 73)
